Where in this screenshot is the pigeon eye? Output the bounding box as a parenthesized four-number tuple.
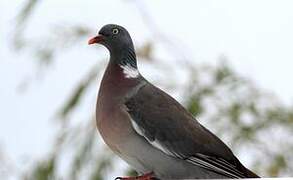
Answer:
(112, 28, 119, 34)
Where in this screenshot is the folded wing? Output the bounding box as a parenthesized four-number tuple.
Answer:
(125, 83, 258, 178)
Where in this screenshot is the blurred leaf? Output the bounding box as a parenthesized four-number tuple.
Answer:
(58, 64, 99, 119)
(136, 42, 153, 60)
(16, 0, 39, 26)
(70, 125, 96, 179)
(28, 157, 56, 180)
(229, 103, 242, 124)
(59, 82, 87, 118)
(90, 155, 113, 180)
(187, 95, 203, 116)
(215, 63, 233, 83)
(267, 154, 287, 177)
(125, 169, 138, 177)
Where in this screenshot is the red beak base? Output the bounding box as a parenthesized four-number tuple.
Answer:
(88, 35, 104, 45)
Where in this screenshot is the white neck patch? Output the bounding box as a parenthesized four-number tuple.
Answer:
(119, 64, 139, 78)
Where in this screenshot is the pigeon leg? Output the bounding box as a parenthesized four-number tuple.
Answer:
(115, 172, 158, 180)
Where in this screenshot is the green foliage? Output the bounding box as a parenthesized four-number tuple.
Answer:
(26, 157, 56, 180)
(90, 155, 113, 180)
(58, 65, 99, 119)
(187, 95, 203, 116)
(267, 154, 287, 177)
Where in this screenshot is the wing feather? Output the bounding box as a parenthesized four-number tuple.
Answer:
(125, 82, 256, 178)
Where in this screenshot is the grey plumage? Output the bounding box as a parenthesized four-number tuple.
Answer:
(89, 24, 259, 179)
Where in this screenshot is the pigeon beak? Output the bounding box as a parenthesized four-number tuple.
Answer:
(88, 35, 104, 45)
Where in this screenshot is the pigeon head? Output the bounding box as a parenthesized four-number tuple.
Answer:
(88, 24, 134, 54)
(88, 24, 137, 68)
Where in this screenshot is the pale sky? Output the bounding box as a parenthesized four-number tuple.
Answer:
(1, 0, 293, 179)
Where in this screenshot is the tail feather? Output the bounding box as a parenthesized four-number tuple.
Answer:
(244, 167, 260, 178)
